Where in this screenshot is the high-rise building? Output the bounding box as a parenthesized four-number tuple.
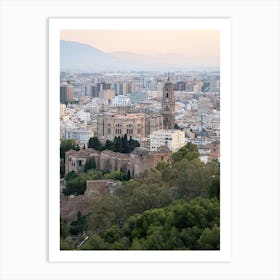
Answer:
(114, 82, 127, 96)
(95, 82, 111, 97)
(60, 81, 74, 104)
(99, 89, 115, 102)
(174, 81, 186, 91)
(161, 77, 175, 129)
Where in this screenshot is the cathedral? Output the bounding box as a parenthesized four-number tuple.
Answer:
(97, 77, 175, 140)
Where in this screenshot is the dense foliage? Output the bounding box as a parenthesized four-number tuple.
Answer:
(81, 197, 220, 250)
(172, 142, 200, 162)
(60, 139, 80, 160)
(60, 142, 221, 250)
(88, 135, 140, 153)
(63, 169, 131, 196)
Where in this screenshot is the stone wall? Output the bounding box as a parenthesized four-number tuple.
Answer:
(65, 147, 171, 178)
(85, 179, 121, 198)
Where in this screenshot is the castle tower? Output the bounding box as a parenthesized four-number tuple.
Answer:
(161, 76, 175, 129)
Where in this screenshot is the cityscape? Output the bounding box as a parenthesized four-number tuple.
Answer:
(59, 31, 220, 250)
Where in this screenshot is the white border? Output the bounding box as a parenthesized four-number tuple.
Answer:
(49, 18, 231, 262)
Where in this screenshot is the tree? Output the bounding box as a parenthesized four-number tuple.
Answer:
(123, 134, 128, 153)
(104, 225, 121, 243)
(198, 224, 220, 250)
(88, 137, 104, 151)
(60, 237, 75, 250)
(60, 163, 65, 178)
(69, 211, 88, 236)
(60, 139, 79, 160)
(116, 136, 122, 153)
(82, 234, 108, 250)
(87, 194, 122, 234)
(60, 139, 79, 177)
(128, 136, 140, 152)
(60, 218, 69, 239)
(207, 175, 220, 199)
(162, 158, 209, 200)
(88, 135, 140, 154)
(172, 142, 199, 162)
(63, 176, 86, 196)
(80, 197, 220, 250)
(155, 160, 170, 172)
(105, 139, 115, 151)
(65, 170, 78, 181)
(181, 226, 203, 250)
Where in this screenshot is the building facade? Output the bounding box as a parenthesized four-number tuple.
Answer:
(60, 82, 74, 104)
(97, 113, 163, 140)
(65, 147, 171, 178)
(208, 140, 220, 161)
(129, 147, 171, 177)
(110, 95, 131, 107)
(150, 129, 185, 152)
(65, 128, 94, 147)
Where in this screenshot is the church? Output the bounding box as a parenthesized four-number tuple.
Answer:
(97, 77, 175, 140)
(161, 77, 176, 130)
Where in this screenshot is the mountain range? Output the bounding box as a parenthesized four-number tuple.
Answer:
(60, 40, 219, 73)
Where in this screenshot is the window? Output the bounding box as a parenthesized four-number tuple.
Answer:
(166, 92, 169, 98)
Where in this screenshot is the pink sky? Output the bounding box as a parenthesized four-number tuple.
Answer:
(61, 30, 219, 65)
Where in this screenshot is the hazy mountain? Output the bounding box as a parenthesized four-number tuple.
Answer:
(60, 40, 219, 72)
(60, 40, 124, 72)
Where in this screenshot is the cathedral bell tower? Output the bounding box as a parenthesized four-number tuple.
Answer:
(161, 76, 175, 129)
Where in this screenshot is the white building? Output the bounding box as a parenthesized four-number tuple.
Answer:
(110, 95, 131, 107)
(76, 110, 91, 122)
(149, 129, 185, 152)
(85, 98, 100, 114)
(65, 128, 94, 147)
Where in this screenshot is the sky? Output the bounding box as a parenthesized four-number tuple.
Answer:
(60, 30, 220, 66)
